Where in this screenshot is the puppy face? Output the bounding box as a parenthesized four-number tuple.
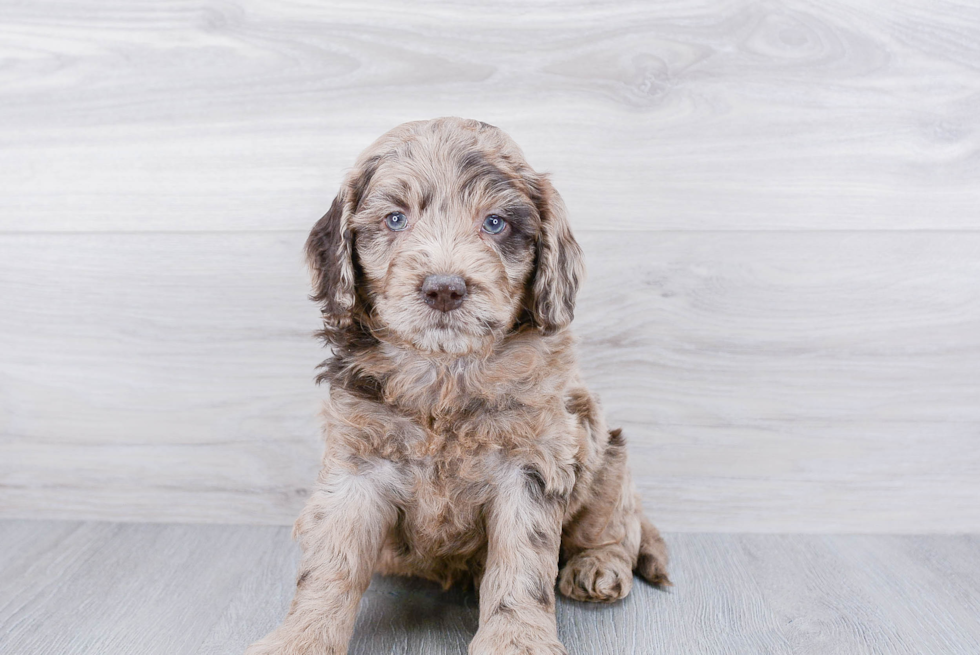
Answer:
(307, 118, 584, 354)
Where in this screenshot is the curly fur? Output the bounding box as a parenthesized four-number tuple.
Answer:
(247, 117, 669, 655)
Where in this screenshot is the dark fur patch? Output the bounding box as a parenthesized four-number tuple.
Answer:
(377, 190, 409, 210)
(342, 371, 385, 402)
(527, 175, 582, 334)
(501, 203, 536, 233)
(636, 553, 671, 587)
(306, 156, 382, 325)
(459, 150, 514, 197)
(419, 188, 433, 212)
(529, 527, 552, 550)
(458, 396, 490, 421)
(491, 205, 535, 264)
(391, 507, 412, 557)
(522, 465, 548, 498)
(608, 428, 626, 448)
(315, 317, 379, 355)
(493, 600, 515, 617)
(564, 391, 588, 416)
(351, 155, 382, 213)
(522, 465, 565, 505)
(495, 232, 532, 264)
(296, 570, 311, 588)
(314, 322, 386, 402)
(456, 395, 524, 423)
(529, 579, 553, 608)
(564, 389, 594, 424)
(306, 196, 347, 312)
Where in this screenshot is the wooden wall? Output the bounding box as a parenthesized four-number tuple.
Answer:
(2, 0, 978, 532)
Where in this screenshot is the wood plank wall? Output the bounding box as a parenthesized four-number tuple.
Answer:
(2, 0, 978, 532)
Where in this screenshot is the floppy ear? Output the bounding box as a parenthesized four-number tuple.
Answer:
(306, 157, 380, 328)
(529, 174, 585, 334)
(305, 192, 356, 328)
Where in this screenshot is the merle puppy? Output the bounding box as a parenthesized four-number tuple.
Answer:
(247, 117, 669, 655)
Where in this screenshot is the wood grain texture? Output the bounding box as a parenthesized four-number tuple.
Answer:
(1, 0, 979, 232)
(2, 520, 980, 654)
(2, 231, 978, 531)
(2, 0, 979, 533)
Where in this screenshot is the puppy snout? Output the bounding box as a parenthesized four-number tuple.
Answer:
(421, 274, 467, 312)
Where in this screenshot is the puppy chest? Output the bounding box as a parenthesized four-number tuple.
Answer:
(395, 461, 494, 555)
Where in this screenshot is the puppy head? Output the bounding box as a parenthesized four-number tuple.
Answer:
(307, 117, 584, 354)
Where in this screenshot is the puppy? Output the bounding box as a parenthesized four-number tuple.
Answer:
(247, 117, 669, 655)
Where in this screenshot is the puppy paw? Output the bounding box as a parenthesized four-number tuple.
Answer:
(559, 550, 633, 603)
(469, 627, 567, 655)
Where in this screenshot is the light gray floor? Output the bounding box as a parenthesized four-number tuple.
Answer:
(1, 521, 979, 654)
(4, 0, 980, 534)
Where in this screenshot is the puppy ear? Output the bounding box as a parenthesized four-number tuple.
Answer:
(306, 157, 379, 327)
(529, 174, 585, 334)
(305, 192, 356, 327)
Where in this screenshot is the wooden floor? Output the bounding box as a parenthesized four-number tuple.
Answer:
(1, 520, 979, 655)
(3, 0, 980, 534)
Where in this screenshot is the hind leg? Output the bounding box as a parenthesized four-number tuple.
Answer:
(636, 511, 670, 587)
(559, 429, 670, 603)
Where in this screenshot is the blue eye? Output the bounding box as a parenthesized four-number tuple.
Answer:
(385, 212, 408, 231)
(482, 214, 507, 234)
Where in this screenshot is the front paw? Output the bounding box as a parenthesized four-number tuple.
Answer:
(244, 628, 344, 655)
(469, 626, 567, 655)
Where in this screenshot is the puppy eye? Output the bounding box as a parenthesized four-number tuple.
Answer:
(482, 214, 507, 235)
(385, 211, 409, 231)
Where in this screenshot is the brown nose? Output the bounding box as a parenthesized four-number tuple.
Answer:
(421, 274, 467, 312)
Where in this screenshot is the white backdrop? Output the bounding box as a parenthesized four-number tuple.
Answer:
(2, 0, 978, 532)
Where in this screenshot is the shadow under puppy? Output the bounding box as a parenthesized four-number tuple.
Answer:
(247, 117, 669, 655)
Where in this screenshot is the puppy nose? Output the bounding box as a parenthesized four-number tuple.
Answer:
(421, 274, 467, 312)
